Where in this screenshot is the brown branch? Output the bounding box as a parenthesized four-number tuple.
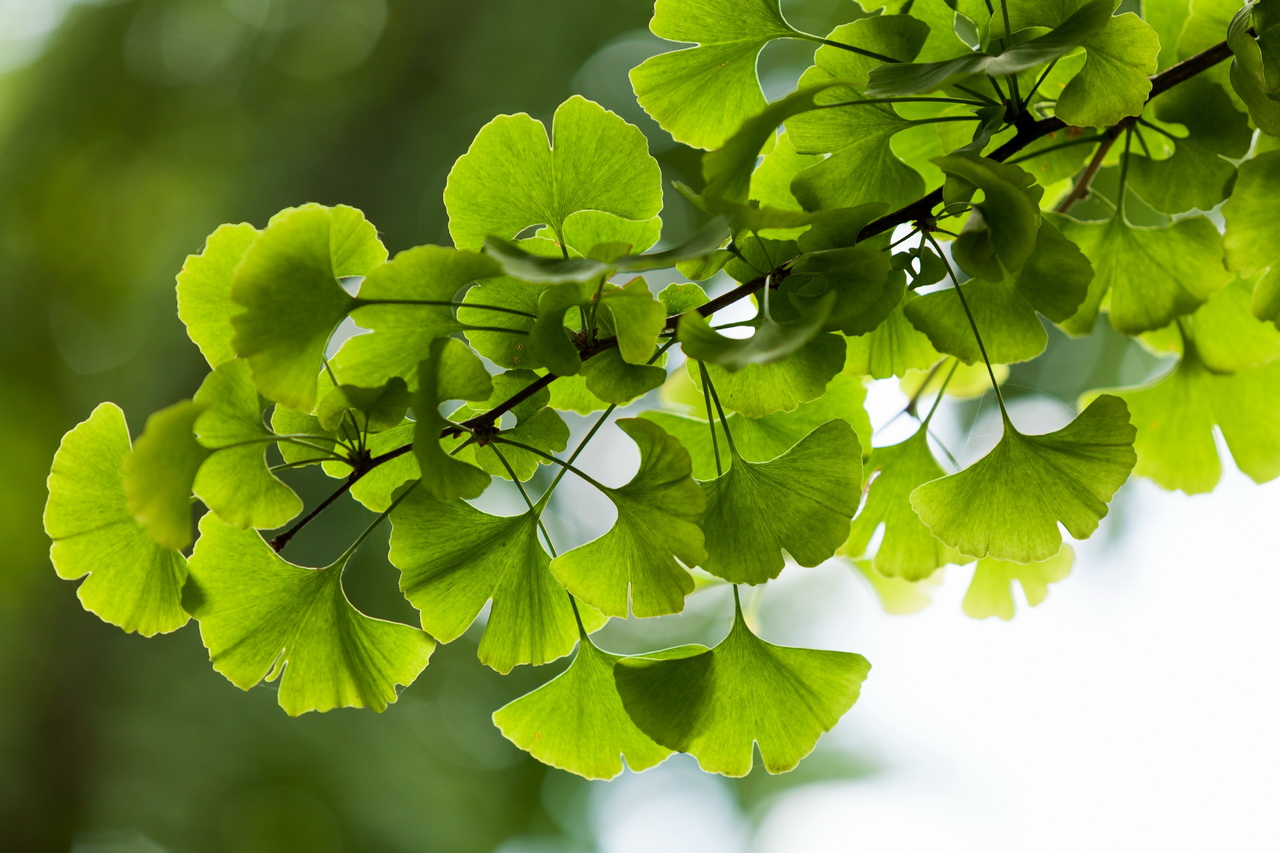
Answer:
(273, 37, 1237, 549)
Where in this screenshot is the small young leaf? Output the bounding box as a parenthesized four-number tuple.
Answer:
(615, 606, 871, 777)
(192, 360, 303, 530)
(551, 419, 706, 618)
(446, 370, 569, 482)
(493, 640, 672, 780)
(678, 292, 834, 371)
(45, 403, 190, 636)
(910, 395, 1136, 563)
(844, 293, 944, 379)
(185, 514, 434, 715)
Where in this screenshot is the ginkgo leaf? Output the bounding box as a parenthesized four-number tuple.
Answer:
(551, 419, 706, 618)
(330, 422, 418, 512)
(614, 604, 871, 777)
(316, 377, 411, 434)
(388, 486, 598, 674)
(44, 404, 188, 637)
(906, 277, 1049, 365)
(910, 395, 1136, 563)
(1128, 78, 1252, 214)
(700, 420, 862, 584)
(494, 639, 673, 780)
(45, 403, 190, 636)
(783, 247, 893, 335)
(678, 292, 834, 371)
(412, 338, 493, 502)
(844, 293, 944, 379)
(444, 96, 662, 250)
(962, 547, 1074, 621)
(629, 0, 801, 150)
(124, 400, 210, 550)
(580, 349, 668, 405)
(865, 1, 1113, 97)
(184, 513, 434, 715)
(1223, 149, 1280, 276)
(787, 15, 929, 212)
(643, 372, 871, 480)
(460, 277, 549, 370)
(1180, 277, 1280, 373)
(1002, 3, 1160, 127)
(192, 360, 303, 530)
(1100, 352, 1280, 494)
(845, 428, 962, 581)
(689, 333, 847, 418)
(335, 246, 500, 389)
(1228, 2, 1280, 136)
(230, 203, 384, 411)
(1058, 213, 1231, 336)
(176, 222, 258, 369)
(935, 155, 1043, 281)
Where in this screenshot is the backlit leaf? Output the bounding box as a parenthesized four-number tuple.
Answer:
(962, 547, 1074, 620)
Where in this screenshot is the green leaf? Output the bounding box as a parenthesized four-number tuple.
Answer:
(192, 360, 303, 530)
(1058, 213, 1232, 336)
(962, 547, 1074, 621)
(1099, 351, 1280, 494)
(700, 420, 862, 584)
(124, 400, 210, 550)
(230, 204, 384, 411)
(580, 349, 668, 405)
(445, 96, 662, 250)
(176, 222, 258, 369)
(334, 422, 418, 512)
(185, 513, 434, 715)
(678, 293, 834, 371)
(865, 1, 1113, 96)
(629, 0, 800, 149)
(643, 372, 871, 480)
(551, 419, 706, 618)
(905, 277, 1048, 365)
(388, 487, 596, 673)
(1182, 277, 1280, 372)
(493, 639, 672, 780)
(316, 377, 411, 434)
(689, 333, 847, 417)
(44, 403, 190, 636)
(460, 277, 547, 370)
(845, 428, 962, 581)
(1128, 78, 1253, 214)
(1000, 4, 1159, 127)
(335, 246, 501, 389)
(599, 277, 668, 364)
(910, 395, 1136, 563)
(843, 293, 944, 379)
(615, 606, 871, 777)
(412, 338, 493, 502)
(934, 155, 1044, 281)
(783, 246, 893, 335)
(1229, 2, 1280, 136)
(1223, 149, 1280, 276)
(848, 559, 936, 616)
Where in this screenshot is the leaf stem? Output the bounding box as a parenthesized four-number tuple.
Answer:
(702, 363, 724, 478)
(819, 96, 993, 109)
(1002, 131, 1105, 165)
(458, 324, 530, 335)
(491, 437, 612, 493)
(351, 298, 537, 319)
(803, 34, 900, 64)
(923, 232, 1010, 425)
(489, 443, 559, 555)
(334, 480, 419, 564)
(699, 362, 741, 460)
(921, 359, 959, 426)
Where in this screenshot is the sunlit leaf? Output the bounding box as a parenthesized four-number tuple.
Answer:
(910, 395, 1136, 563)
(412, 338, 493, 502)
(185, 514, 434, 715)
(176, 222, 258, 369)
(962, 547, 1074, 621)
(689, 333, 847, 417)
(45, 403, 189, 636)
(494, 639, 672, 780)
(615, 605, 871, 777)
(124, 400, 210, 550)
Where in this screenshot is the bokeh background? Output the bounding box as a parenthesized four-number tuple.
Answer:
(2, 1, 1276, 851)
